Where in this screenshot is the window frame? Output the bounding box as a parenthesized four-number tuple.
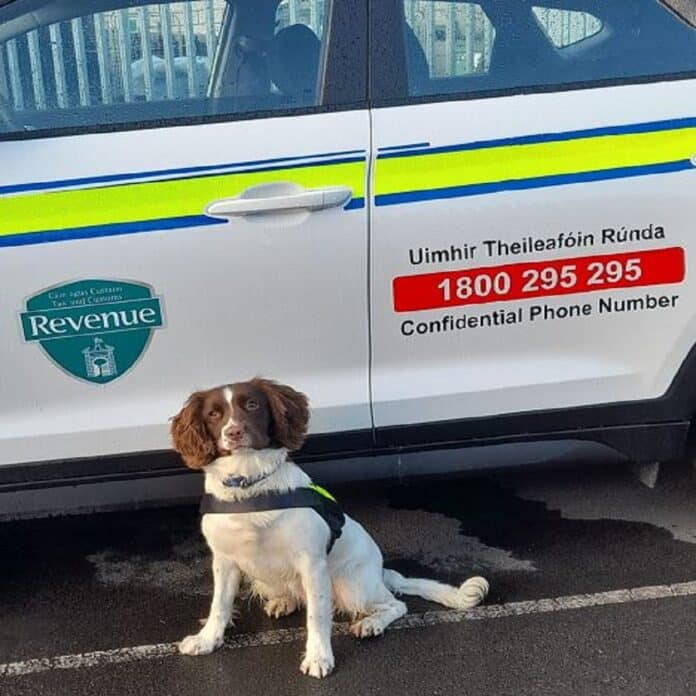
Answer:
(0, 0, 368, 142)
(369, 0, 696, 109)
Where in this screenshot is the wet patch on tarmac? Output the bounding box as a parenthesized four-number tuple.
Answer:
(4, 462, 696, 665)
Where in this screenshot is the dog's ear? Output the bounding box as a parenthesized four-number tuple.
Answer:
(170, 391, 217, 470)
(252, 378, 309, 452)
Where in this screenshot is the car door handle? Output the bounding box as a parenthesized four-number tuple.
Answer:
(205, 182, 353, 218)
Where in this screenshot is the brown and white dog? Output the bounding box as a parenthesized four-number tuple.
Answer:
(171, 378, 489, 678)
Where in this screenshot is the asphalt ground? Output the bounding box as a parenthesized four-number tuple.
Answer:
(3, 459, 696, 695)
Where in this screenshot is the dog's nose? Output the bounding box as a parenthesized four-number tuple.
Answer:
(225, 426, 242, 440)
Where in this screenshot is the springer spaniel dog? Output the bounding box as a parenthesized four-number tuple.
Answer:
(171, 378, 489, 678)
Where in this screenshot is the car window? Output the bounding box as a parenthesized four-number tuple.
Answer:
(397, 0, 696, 100)
(404, 1, 495, 83)
(531, 7, 602, 48)
(0, 0, 331, 137)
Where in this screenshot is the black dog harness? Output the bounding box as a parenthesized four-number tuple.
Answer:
(200, 484, 345, 554)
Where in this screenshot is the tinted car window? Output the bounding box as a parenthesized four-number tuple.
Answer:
(394, 0, 696, 100)
(531, 6, 602, 48)
(0, 0, 335, 136)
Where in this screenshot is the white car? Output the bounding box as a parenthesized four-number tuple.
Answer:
(0, 0, 695, 516)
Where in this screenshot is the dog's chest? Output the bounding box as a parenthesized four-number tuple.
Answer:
(202, 511, 275, 550)
(201, 511, 295, 575)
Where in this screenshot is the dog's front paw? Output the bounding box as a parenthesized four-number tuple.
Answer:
(300, 649, 334, 678)
(179, 632, 223, 656)
(264, 596, 299, 619)
(350, 615, 386, 638)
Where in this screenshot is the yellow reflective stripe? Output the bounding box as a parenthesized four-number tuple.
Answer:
(0, 160, 365, 237)
(308, 483, 337, 502)
(375, 127, 696, 196)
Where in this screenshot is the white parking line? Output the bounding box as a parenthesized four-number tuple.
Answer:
(3, 579, 696, 678)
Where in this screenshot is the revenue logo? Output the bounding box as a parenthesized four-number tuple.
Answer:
(20, 279, 165, 384)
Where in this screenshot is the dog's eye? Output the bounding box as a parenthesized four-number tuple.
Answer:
(245, 399, 259, 412)
(207, 410, 221, 419)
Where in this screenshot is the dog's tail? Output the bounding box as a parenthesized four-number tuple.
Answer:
(383, 568, 489, 610)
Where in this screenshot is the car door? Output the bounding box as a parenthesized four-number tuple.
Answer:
(369, 0, 696, 446)
(0, 0, 370, 468)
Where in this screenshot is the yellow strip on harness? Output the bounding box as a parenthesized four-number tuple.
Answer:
(308, 483, 337, 502)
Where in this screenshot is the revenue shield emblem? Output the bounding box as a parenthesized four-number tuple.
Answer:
(20, 279, 165, 384)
